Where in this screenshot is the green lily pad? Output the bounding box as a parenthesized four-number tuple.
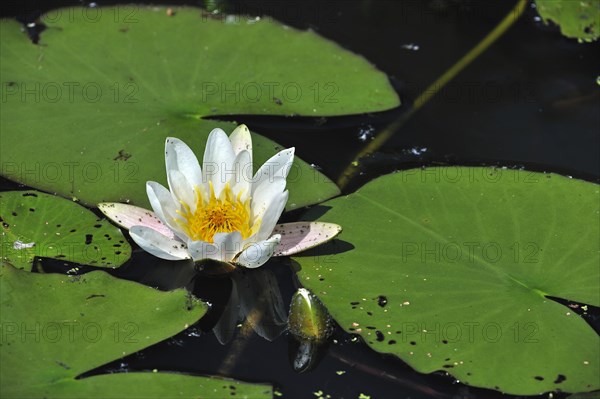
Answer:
(0, 262, 271, 398)
(1, 190, 131, 271)
(0, 6, 400, 210)
(535, 0, 600, 42)
(294, 167, 600, 395)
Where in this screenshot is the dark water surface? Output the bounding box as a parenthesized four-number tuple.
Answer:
(2, 1, 599, 398)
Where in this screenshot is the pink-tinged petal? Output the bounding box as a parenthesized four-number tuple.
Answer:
(272, 222, 342, 256)
(229, 124, 252, 160)
(202, 128, 236, 196)
(165, 137, 203, 189)
(98, 202, 176, 239)
(251, 148, 295, 196)
(235, 234, 281, 268)
(129, 226, 190, 261)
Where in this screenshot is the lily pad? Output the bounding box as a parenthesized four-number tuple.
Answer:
(535, 0, 600, 42)
(0, 5, 400, 210)
(0, 262, 271, 398)
(294, 167, 600, 395)
(0, 190, 131, 271)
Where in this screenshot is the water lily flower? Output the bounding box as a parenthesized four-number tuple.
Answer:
(99, 125, 341, 268)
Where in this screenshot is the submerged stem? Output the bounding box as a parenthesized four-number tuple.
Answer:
(337, 0, 528, 189)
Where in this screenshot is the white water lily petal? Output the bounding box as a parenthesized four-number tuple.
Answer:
(230, 150, 252, 202)
(103, 125, 309, 268)
(256, 191, 289, 242)
(252, 148, 295, 196)
(146, 181, 176, 222)
(129, 226, 190, 260)
(187, 240, 220, 262)
(236, 234, 281, 268)
(202, 128, 236, 196)
(98, 202, 176, 239)
(229, 124, 252, 159)
(272, 222, 342, 256)
(165, 137, 203, 189)
(167, 169, 196, 213)
(146, 181, 187, 240)
(251, 177, 287, 218)
(212, 231, 245, 262)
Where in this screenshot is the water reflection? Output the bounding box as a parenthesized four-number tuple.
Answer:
(193, 266, 288, 344)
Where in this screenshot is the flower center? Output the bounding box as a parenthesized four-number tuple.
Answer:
(177, 183, 253, 243)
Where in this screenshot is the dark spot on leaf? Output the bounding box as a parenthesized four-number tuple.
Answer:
(367, 311, 372, 316)
(388, 340, 396, 345)
(29, 208, 35, 212)
(534, 376, 544, 381)
(273, 97, 283, 105)
(350, 301, 360, 305)
(94, 224, 102, 228)
(55, 360, 70, 369)
(113, 244, 121, 247)
(410, 341, 417, 345)
(85, 234, 93, 245)
(22, 192, 38, 197)
(56, 254, 66, 258)
(554, 374, 566, 384)
(442, 340, 448, 344)
(377, 295, 388, 307)
(11, 212, 17, 216)
(56, 224, 61, 227)
(115, 251, 122, 255)
(443, 364, 454, 368)
(113, 149, 131, 161)
(70, 229, 76, 233)
(86, 294, 106, 300)
(375, 331, 384, 341)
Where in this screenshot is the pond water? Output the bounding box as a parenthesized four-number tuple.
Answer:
(2, 0, 599, 398)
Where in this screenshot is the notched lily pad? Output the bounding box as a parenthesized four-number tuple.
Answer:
(295, 167, 600, 395)
(0, 5, 400, 210)
(0, 261, 271, 398)
(0, 190, 131, 271)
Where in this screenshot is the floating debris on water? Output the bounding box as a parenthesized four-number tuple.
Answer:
(13, 240, 35, 250)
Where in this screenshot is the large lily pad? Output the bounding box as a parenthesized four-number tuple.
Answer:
(294, 167, 600, 395)
(535, 0, 600, 42)
(0, 190, 131, 271)
(0, 262, 271, 398)
(0, 5, 400, 210)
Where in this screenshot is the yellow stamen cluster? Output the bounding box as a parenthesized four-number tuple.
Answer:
(177, 182, 253, 243)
